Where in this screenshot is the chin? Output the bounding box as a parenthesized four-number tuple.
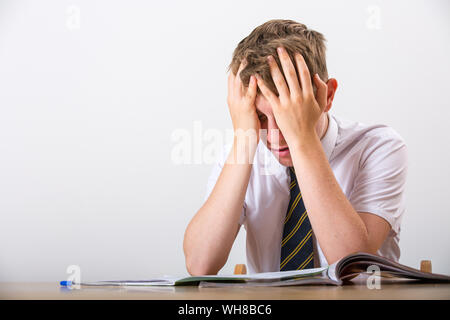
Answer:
(271, 153, 293, 167)
(277, 157, 293, 167)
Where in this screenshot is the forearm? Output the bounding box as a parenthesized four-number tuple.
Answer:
(290, 134, 370, 264)
(183, 140, 256, 275)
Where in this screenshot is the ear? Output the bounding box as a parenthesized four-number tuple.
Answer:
(324, 78, 338, 113)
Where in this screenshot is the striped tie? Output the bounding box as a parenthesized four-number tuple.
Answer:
(280, 167, 315, 271)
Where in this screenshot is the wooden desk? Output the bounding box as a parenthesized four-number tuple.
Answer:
(1, 276, 449, 300)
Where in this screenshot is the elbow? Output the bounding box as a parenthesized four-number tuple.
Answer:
(324, 237, 375, 265)
(183, 221, 227, 276)
(354, 236, 378, 256)
(185, 257, 220, 276)
(183, 241, 222, 276)
(364, 243, 380, 256)
(360, 231, 380, 255)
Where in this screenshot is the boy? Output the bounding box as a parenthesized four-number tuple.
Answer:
(183, 19, 407, 275)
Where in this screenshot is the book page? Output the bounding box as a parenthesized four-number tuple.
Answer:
(72, 267, 329, 287)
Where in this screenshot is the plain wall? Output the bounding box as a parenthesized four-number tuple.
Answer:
(0, 0, 449, 281)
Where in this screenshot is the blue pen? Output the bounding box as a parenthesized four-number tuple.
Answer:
(60, 280, 73, 287)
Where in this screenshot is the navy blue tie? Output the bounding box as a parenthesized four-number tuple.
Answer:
(280, 167, 315, 271)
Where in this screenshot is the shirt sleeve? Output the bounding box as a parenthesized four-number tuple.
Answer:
(348, 130, 408, 235)
(204, 144, 246, 226)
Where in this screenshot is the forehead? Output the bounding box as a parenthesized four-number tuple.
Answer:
(255, 94, 273, 115)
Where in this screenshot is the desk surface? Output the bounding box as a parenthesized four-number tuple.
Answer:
(1, 277, 450, 300)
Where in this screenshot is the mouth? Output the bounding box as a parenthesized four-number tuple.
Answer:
(270, 145, 290, 157)
(272, 146, 289, 151)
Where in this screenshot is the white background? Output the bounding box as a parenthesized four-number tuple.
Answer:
(0, 0, 449, 282)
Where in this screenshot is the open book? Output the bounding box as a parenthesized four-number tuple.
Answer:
(63, 252, 450, 287)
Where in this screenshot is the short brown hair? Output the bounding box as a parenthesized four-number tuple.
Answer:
(228, 19, 328, 95)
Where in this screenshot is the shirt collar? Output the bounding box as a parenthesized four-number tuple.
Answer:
(320, 112, 338, 161)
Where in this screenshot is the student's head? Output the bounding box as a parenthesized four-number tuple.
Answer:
(228, 19, 338, 167)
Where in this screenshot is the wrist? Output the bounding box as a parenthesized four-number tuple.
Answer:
(228, 136, 259, 165)
(289, 131, 321, 154)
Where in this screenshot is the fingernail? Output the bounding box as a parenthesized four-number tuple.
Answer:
(277, 47, 283, 54)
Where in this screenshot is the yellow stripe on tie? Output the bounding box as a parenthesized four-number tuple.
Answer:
(280, 230, 312, 270)
(284, 193, 302, 224)
(289, 181, 296, 190)
(297, 252, 314, 270)
(281, 209, 307, 247)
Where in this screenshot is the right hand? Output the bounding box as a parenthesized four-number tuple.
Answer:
(227, 59, 260, 141)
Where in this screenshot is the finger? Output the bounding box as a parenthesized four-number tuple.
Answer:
(255, 73, 280, 107)
(313, 74, 328, 111)
(276, 47, 301, 98)
(295, 54, 313, 97)
(266, 55, 290, 100)
(235, 58, 247, 85)
(245, 75, 257, 102)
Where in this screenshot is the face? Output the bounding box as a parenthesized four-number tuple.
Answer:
(255, 94, 329, 167)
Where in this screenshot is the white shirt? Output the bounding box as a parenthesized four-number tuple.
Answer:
(204, 113, 408, 274)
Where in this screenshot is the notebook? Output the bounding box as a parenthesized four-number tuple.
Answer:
(60, 252, 450, 287)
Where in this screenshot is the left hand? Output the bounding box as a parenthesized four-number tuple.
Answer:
(255, 46, 328, 148)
